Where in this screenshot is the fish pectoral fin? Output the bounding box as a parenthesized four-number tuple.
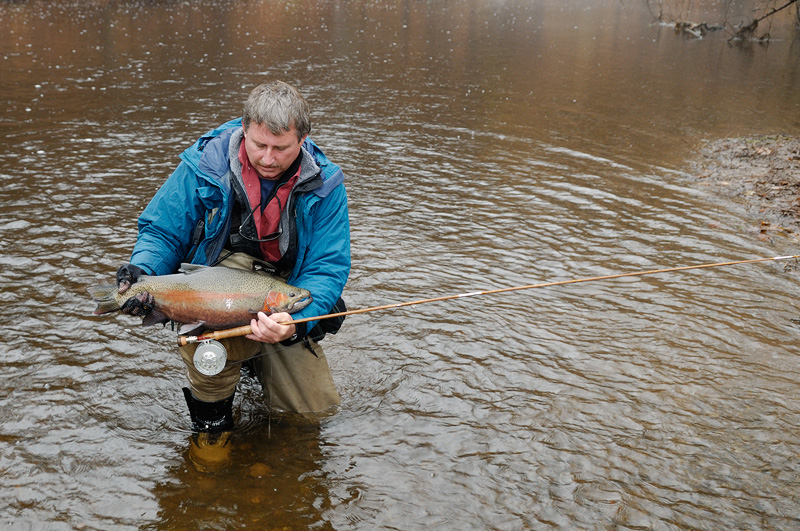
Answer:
(178, 322, 207, 336)
(141, 310, 169, 327)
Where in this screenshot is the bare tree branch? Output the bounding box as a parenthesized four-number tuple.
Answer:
(730, 0, 799, 41)
(754, 0, 799, 24)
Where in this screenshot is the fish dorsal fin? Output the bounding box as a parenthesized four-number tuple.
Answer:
(179, 263, 208, 274)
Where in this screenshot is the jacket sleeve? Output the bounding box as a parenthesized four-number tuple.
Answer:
(288, 182, 351, 333)
(130, 162, 206, 276)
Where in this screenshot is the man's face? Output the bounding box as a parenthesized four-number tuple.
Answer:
(243, 122, 306, 180)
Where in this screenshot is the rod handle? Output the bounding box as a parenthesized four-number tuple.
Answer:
(210, 325, 253, 341)
(177, 325, 253, 346)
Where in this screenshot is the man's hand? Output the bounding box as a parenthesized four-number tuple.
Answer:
(246, 311, 296, 344)
(120, 292, 155, 317)
(116, 264, 146, 294)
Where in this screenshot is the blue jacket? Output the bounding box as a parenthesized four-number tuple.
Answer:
(129, 118, 351, 331)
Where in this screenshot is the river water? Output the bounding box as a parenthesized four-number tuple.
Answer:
(2, 0, 800, 529)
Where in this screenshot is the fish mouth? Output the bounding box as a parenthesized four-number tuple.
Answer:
(288, 295, 313, 313)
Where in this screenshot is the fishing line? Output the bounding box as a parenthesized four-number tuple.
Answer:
(180, 253, 800, 347)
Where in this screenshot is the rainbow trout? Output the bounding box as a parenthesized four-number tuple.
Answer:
(89, 264, 312, 330)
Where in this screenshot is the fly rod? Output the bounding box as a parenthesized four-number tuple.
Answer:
(178, 254, 800, 346)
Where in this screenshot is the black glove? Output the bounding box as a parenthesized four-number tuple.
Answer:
(120, 291, 155, 317)
(116, 263, 146, 294)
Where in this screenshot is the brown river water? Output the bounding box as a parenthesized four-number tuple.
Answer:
(2, 0, 800, 529)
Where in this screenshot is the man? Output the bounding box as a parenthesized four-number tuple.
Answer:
(116, 81, 350, 465)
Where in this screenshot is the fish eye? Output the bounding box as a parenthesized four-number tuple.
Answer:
(288, 292, 296, 297)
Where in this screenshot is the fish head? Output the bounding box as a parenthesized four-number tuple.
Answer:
(264, 288, 313, 314)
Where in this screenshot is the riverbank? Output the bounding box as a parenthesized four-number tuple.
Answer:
(688, 135, 800, 244)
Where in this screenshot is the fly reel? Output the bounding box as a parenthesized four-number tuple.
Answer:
(193, 339, 227, 376)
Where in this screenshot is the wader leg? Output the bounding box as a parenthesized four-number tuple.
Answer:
(254, 339, 341, 414)
(183, 388, 236, 473)
(183, 388, 235, 433)
(178, 336, 260, 403)
(179, 336, 257, 473)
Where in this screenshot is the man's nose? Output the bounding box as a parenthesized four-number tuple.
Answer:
(260, 148, 274, 165)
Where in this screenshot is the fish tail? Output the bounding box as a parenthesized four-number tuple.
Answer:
(88, 284, 121, 314)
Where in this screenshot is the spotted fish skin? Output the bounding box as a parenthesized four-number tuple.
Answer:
(88, 265, 312, 329)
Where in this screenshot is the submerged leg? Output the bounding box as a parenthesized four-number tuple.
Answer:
(183, 388, 235, 473)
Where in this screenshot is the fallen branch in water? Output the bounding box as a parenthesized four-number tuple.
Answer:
(674, 21, 726, 38)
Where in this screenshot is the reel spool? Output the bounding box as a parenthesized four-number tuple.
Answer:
(193, 339, 227, 376)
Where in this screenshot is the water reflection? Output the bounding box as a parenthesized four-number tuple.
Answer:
(1, 0, 800, 529)
(147, 398, 338, 530)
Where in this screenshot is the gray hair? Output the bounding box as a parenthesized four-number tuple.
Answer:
(242, 81, 311, 140)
